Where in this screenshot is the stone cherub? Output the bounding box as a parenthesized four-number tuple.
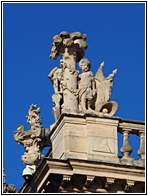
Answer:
(78, 58, 96, 113)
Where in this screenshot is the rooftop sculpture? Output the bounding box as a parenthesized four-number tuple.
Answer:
(12, 31, 145, 193)
(14, 31, 118, 167)
(14, 104, 50, 166)
(49, 31, 118, 121)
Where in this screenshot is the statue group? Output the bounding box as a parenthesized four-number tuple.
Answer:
(48, 31, 118, 121)
(13, 31, 118, 166)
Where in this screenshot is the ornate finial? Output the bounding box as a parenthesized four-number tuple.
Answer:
(14, 105, 51, 165)
(26, 104, 42, 130)
(50, 31, 87, 62)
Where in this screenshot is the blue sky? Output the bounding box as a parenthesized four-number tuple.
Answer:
(3, 2, 145, 190)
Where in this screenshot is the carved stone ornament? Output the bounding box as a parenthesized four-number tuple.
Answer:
(14, 104, 51, 165)
(48, 31, 118, 121)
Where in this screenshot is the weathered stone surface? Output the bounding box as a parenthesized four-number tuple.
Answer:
(14, 104, 51, 165)
(48, 113, 145, 167)
(48, 31, 118, 122)
(13, 31, 145, 194)
(50, 114, 119, 161)
(18, 158, 145, 193)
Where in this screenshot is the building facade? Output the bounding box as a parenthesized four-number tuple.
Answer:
(13, 31, 145, 193)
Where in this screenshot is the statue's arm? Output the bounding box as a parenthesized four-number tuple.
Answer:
(48, 67, 58, 80)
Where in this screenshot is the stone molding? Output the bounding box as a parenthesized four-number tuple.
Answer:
(18, 158, 145, 193)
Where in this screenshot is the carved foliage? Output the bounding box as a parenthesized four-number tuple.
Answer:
(26, 104, 42, 130)
(50, 31, 87, 62)
(14, 105, 50, 165)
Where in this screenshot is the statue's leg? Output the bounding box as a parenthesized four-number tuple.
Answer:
(81, 94, 87, 113)
(87, 98, 94, 112)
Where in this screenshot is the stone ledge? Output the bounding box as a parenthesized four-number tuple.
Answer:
(18, 157, 145, 193)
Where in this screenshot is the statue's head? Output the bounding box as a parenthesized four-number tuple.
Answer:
(79, 58, 91, 72)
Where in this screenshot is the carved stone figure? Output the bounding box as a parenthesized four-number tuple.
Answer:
(14, 105, 51, 165)
(48, 67, 63, 94)
(51, 93, 62, 121)
(49, 31, 88, 114)
(49, 31, 118, 120)
(48, 67, 63, 121)
(78, 58, 96, 113)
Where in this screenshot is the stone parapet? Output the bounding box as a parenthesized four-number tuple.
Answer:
(50, 114, 119, 162)
(49, 113, 145, 166)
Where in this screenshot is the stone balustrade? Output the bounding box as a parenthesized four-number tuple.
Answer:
(118, 119, 145, 162)
(17, 115, 145, 193)
(48, 114, 145, 166)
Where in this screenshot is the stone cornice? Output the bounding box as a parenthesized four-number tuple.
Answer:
(18, 158, 145, 193)
(50, 113, 144, 134)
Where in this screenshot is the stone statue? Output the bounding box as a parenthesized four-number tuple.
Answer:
(49, 31, 88, 115)
(78, 58, 96, 113)
(48, 67, 63, 94)
(13, 31, 119, 171)
(49, 31, 118, 120)
(48, 67, 63, 121)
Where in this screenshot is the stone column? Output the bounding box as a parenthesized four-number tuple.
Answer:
(137, 131, 145, 160)
(49, 31, 87, 115)
(62, 48, 78, 113)
(120, 129, 133, 159)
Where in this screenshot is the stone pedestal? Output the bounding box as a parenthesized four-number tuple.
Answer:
(50, 114, 119, 163)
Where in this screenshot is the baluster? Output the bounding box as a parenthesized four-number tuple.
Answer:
(120, 129, 132, 159)
(137, 131, 145, 160)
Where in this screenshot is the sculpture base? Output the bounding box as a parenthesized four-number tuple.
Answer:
(50, 113, 119, 162)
